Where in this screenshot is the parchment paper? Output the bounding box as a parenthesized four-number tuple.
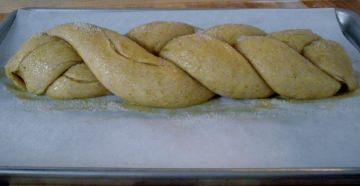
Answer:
(0, 8, 360, 168)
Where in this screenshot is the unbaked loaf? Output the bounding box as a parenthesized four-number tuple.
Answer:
(5, 21, 357, 107)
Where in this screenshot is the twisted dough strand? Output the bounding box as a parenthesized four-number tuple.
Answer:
(5, 21, 357, 107)
(5, 33, 109, 98)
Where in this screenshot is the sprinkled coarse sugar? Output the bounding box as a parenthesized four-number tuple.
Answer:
(236, 35, 251, 42)
(73, 22, 102, 32)
(190, 33, 217, 42)
(28, 32, 47, 39)
(311, 40, 330, 49)
(194, 27, 205, 34)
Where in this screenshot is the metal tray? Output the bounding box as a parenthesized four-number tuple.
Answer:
(1, 8, 360, 185)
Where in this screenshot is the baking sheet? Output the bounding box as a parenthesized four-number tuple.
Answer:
(0, 8, 360, 169)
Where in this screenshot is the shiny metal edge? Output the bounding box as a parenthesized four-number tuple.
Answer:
(21, 6, 336, 11)
(0, 10, 17, 45)
(336, 8, 360, 52)
(1, 167, 360, 185)
(1, 7, 360, 183)
(1, 167, 360, 177)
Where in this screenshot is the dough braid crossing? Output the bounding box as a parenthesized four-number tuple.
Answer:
(5, 21, 357, 107)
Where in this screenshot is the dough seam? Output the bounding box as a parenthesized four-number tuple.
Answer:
(234, 44, 275, 95)
(301, 39, 349, 87)
(39, 60, 85, 94)
(103, 31, 160, 67)
(63, 74, 98, 83)
(269, 35, 347, 89)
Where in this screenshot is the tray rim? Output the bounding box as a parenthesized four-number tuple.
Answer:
(1, 7, 360, 181)
(2, 166, 360, 177)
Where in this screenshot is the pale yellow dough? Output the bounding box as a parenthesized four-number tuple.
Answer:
(5, 33, 108, 99)
(46, 64, 108, 99)
(47, 23, 214, 107)
(303, 39, 358, 91)
(270, 29, 357, 91)
(269, 29, 321, 52)
(127, 21, 195, 54)
(5, 33, 57, 90)
(5, 21, 358, 107)
(160, 34, 273, 98)
(204, 24, 266, 46)
(236, 36, 341, 99)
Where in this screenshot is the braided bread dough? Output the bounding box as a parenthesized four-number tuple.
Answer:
(5, 33, 109, 99)
(5, 21, 357, 108)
